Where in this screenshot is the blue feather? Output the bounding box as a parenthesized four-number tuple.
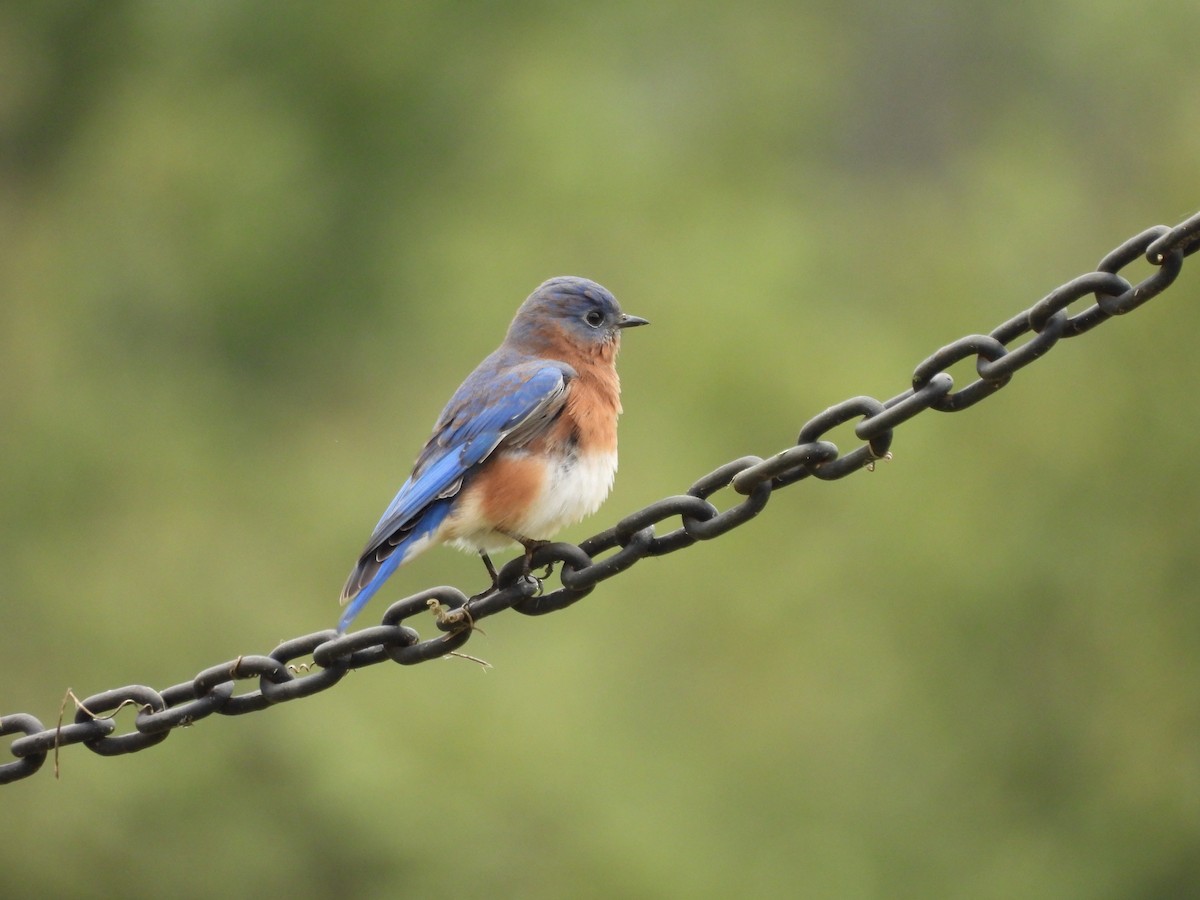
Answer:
(338, 498, 453, 632)
(339, 362, 570, 629)
(338, 275, 647, 631)
(359, 363, 567, 557)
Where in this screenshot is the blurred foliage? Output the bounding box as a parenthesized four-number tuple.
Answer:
(3, 2, 1200, 898)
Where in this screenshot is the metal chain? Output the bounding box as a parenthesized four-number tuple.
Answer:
(4, 211, 1200, 786)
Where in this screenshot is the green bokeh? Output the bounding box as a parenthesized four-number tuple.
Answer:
(3, 3, 1199, 898)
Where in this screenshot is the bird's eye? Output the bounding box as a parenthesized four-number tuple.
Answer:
(585, 310, 604, 327)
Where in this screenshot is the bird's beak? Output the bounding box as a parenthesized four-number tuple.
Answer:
(617, 314, 650, 329)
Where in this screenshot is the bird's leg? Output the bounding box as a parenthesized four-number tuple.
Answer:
(479, 550, 500, 585)
(494, 528, 555, 580)
(490, 531, 557, 592)
(470, 550, 500, 600)
(516, 537, 552, 578)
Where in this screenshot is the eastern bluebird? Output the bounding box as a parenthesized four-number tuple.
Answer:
(338, 276, 648, 632)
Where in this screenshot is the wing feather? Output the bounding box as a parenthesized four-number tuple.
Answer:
(355, 360, 571, 563)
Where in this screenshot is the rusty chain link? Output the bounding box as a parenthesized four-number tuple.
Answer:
(4, 210, 1200, 786)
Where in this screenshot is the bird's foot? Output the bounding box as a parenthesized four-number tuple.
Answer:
(517, 538, 549, 575)
(515, 538, 556, 593)
(468, 550, 502, 601)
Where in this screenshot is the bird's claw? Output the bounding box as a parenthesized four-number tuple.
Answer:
(517, 539, 549, 574)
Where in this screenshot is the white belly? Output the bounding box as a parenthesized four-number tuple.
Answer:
(446, 449, 618, 554)
(520, 448, 618, 537)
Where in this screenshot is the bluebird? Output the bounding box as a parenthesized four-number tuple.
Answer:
(338, 276, 649, 632)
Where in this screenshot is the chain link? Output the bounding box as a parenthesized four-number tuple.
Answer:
(3, 210, 1199, 785)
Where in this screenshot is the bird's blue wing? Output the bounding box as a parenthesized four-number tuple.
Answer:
(339, 360, 570, 620)
(364, 362, 570, 552)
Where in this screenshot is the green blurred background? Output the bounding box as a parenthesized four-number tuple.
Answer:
(3, 2, 1199, 897)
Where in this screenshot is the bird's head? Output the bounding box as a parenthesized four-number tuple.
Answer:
(507, 276, 649, 360)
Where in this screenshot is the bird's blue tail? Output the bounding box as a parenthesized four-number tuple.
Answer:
(337, 501, 452, 632)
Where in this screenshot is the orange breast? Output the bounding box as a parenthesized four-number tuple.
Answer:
(561, 359, 622, 454)
(477, 453, 549, 531)
(443, 352, 626, 549)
